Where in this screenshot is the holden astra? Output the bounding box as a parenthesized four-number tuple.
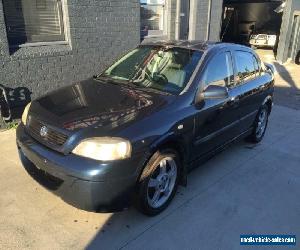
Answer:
(17, 41, 274, 216)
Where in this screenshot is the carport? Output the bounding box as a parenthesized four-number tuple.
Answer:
(221, 0, 283, 52)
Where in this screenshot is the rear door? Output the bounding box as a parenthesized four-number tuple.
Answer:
(192, 50, 241, 159)
(232, 50, 268, 133)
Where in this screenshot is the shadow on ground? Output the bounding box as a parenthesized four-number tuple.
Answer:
(86, 141, 263, 250)
(273, 62, 300, 110)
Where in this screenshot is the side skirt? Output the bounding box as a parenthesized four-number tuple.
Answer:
(187, 128, 253, 172)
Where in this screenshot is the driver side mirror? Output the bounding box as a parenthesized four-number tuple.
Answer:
(264, 62, 275, 75)
(195, 85, 229, 104)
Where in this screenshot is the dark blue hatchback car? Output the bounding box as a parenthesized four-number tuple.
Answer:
(17, 41, 274, 215)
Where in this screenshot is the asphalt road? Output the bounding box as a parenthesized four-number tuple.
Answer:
(0, 104, 299, 250)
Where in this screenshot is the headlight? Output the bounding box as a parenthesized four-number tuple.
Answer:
(21, 102, 31, 126)
(72, 137, 132, 161)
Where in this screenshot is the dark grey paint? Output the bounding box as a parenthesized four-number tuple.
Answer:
(16, 41, 275, 212)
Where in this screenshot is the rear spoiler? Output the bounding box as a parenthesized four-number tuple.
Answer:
(264, 62, 275, 75)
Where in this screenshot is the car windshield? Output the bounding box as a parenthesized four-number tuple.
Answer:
(100, 46, 203, 94)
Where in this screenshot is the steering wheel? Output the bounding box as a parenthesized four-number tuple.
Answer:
(153, 73, 169, 84)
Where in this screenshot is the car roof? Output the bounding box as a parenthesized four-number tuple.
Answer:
(140, 40, 249, 52)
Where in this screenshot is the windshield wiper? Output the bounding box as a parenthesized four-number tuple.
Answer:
(95, 74, 167, 94)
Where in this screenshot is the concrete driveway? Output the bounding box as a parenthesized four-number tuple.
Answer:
(0, 104, 299, 250)
(256, 49, 300, 110)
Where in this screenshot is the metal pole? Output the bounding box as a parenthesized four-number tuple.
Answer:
(206, 0, 212, 41)
(175, 0, 181, 40)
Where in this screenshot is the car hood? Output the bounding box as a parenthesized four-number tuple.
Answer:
(29, 79, 172, 135)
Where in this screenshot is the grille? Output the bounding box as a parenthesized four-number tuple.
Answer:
(23, 156, 64, 191)
(27, 117, 68, 147)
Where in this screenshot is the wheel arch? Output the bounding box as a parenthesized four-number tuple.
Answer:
(262, 95, 273, 114)
(140, 133, 189, 187)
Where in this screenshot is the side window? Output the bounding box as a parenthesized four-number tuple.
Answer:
(202, 52, 234, 88)
(234, 51, 257, 83)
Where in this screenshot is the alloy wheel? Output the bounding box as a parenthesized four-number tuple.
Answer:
(147, 156, 177, 209)
(256, 108, 268, 138)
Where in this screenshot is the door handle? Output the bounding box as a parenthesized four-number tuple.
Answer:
(227, 96, 239, 106)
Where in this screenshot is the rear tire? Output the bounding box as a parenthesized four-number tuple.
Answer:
(136, 149, 180, 216)
(247, 104, 269, 143)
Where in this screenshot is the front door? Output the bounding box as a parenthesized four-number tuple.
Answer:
(192, 51, 241, 160)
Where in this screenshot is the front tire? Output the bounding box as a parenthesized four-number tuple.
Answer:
(247, 105, 269, 143)
(136, 149, 180, 216)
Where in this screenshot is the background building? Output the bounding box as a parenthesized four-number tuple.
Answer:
(140, 0, 223, 41)
(141, 0, 300, 64)
(0, 0, 140, 125)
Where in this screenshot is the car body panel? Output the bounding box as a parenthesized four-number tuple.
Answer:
(27, 79, 175, 154)
(16, 41, 274, 211)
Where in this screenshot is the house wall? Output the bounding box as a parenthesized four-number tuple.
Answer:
(189, 0, 223, 41)
(166, 0, 177, 39)
(0, 0, 140, 100)
(144, 0, 223, 42)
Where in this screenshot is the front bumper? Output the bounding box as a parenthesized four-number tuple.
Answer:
(16, 124, 147, 212)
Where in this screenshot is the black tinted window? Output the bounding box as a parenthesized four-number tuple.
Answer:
(203, 52, 234, 87)
(234, 51, 257, 83)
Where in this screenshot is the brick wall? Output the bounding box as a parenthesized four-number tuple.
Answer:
(189, 0, 222, 41)
(209, 0, 223, 41)
(0, 0, 140, 100)
(166, 0, 177, 40)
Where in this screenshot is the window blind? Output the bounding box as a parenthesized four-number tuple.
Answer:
(2, 0, 65, 46)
